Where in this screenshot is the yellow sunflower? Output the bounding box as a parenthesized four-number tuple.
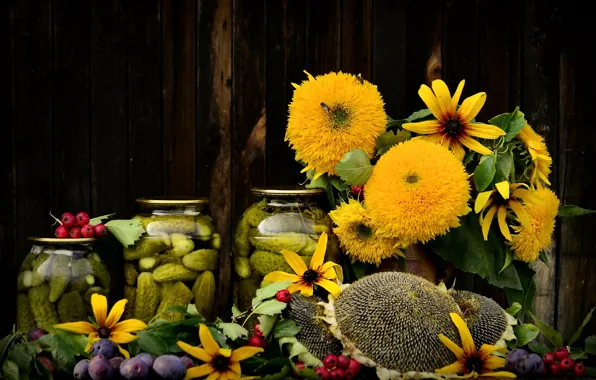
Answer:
(436, 313, 516, 378)
(329, 199, 404, 265)
(286, 71, 387, 178)
(364, 139, 471, 245)
(511, 188, 559, 263)
(403, 79, 506, 160)
(516, 124, 552, 188)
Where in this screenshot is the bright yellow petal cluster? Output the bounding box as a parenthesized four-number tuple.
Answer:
(516, 124, 552, 188)
(364, 139, 471, 244)
(511, 188, 559, 263)
(286, 71, 387, 178)
(329, 199, 403, 265)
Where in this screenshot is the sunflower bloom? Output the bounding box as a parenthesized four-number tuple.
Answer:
(436, 313, 516, 378)
(475, 181, 540, 241)
(286, 71, 387, 178)
(516, 124, 552, 188)
(178, 324, 262, 380)
(511, 188, 559, 263)
(365, 139, 471, 245)
(403, 79, 506, 160)
(263, 232, 343, 298)
(329, 199, 404, 265)
(55, 294, 147, 359)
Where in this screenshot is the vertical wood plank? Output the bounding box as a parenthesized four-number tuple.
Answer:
(265, 0, 306, 186)
(162, 0, 197, 196)
(305, 0, 341, 75)
(197, 0, 232, 317)
(341, 0, 372, 79)
(128, 0, 163, 202)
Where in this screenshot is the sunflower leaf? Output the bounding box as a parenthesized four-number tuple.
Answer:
(473, 154, 496, 192)
(558, 204, 596, 217)
(504, 262, 536, 318)
(494, 150, 514, 183)
(514, 324, 540, 347)
(105, 219, 145, 247)
(375, 130, 410, 156)
(335, 149, 373, 186)
(500, 248, 513, 274)
(506, 302, 522, 317)
(529, 312, 564, 348)
(568, 306, 596, 346)
(489, 107, 526, 142)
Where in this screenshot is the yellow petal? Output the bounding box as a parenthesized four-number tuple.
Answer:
(313, 171, 325, 180)
(475, 191, 493, 213)
(481, 206, 498, 240)
(479, 371, 517, 378)
(478, 344, 508, 357)
(497, 206, 512, 241)
(418, 84, 446, 120)
(105, 299, 127, 328)
(111, 318, 147, 333)
(91, 293, 108, 327)
(495, 181, 510, 200)
(421, 132, 447, 145)
(466, 123, 506, 139)
(205, 372, 220, 380)
(438, 334, 464, 359)
(177, 341, 214, 362)
(219, 348, 232, 358)
(185, 364, 215, 380)
(450, 80, 465, 110)
(449, 313, 476, 356)
(263, 271, 300, 284)
(219, 372, 229, 380)
(459, 135, 492, 156)
(85, 333, 99, 352)
(230, 346, 264, 362)
(482, 356, 506, 370)
(54, 321, 97, 335)
(310, 232, 328, 270)
(318, 261, 340, 280)
(402, 120, 442, 135)
(458, 92, 487, 122)
(450, 140, 466, 161)
(110, 331, 139, 344)
(509, 200, 531, 228)
(280, 249, 308, 275)
(117, 344, 131, 360)
(315, 278, 342, 298)
(230, 362, 241, 375)
(432, 79, 454, 115)
(299, 284, 314, 297)
(199, 324, 221, 356)
(435, 361, 466, 375)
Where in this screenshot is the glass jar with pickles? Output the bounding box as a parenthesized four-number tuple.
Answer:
(233, 187, 340, 310)
(16, 238, 111, 332)
(124, 198, 219, 323)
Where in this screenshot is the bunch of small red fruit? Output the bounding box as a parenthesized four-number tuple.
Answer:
(309, 354, 361, 380)
(54, 212, 108, 239)
(246, 290, 293, 349)
(543, 347, 586, 376)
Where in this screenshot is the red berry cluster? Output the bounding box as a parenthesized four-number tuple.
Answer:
(54, 211, 108, 239)
(350, 185, 364, 200)
(276, 289, 291, 303)
(247, 323, 268, 349)
(543, 347, 585, 377)
(313, 354, 360, 380)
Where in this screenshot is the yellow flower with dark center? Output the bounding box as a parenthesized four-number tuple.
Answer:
(263, 232, 343, 297)
(286, 71, 387, 178)
(516, 124, 552, 188)
(403, 79, 506, 160)
(329, 199, 404, 265)
(364, 139, 471, 245)
(475, 181, 540, 241)
(511, 188, 559, 263)
(178, 324, 263, 380)
(55, 294, 147, 359)
(436, 313, 516, 378)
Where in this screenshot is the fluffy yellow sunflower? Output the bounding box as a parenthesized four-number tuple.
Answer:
(286, 71, 387, 178)
(403, 79, 505, 160)
(511, 187, 559, 263)
(364, 139, 471, 245)
(329, 199, 403, 265)
(516, 124, 552, 188)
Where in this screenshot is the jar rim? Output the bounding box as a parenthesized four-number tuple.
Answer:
(251, 186, 325, 197)
(136, 197, 209, 206)
(27, 237, 96, 244)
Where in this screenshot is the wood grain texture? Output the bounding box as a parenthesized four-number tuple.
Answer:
(341, 0, 372, 79)
(305, 0, 341, 75)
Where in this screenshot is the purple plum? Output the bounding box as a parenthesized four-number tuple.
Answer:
(28, 328, 48, 342)
(120, 357, 150, 379)
(88, 354, 114, 380)
(110, 356, 125, 370)
(135, 353, 155, 368)
(179, 355, 195, 369)
(73, 359, 91, 379)
(92, 339, 119, 359)
(506, 349, 529, 372)
(152, 355, 186, 380)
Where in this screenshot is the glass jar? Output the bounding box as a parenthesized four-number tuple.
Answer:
(16, 237, 111, 332)
(124, 198, 219, 323)
(233, 187, 340, 310)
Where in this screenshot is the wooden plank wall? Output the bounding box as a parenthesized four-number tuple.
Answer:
(1, 0, 595, 340)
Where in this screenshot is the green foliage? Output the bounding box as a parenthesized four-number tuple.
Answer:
(506, 302, 522, 317)
(253, 300, 287, 316)
(335, 149, 373, 186)
(105, 219, 145, 247)
(306, 172, 338, 206)
(494, 150, 514, 183)
(529, 342, 551, 355)
(375, 130, 410, 156)
(88, 213, 115, 226)
(558, 204, 596, 217)
(569, 306, 596, 346)
(473, 154, 496, 191)
(273, 319, 301, 339)
(257, 315, 277, 337)
(217, 322, 248, 341)
(514, 324, 540, 347)
(585, 336, 596, 355)
(528, 312, 563, 349)
(504, 262, 536, 317)
(253, 281, 292, 308)
(386, 109, 434, 132)
(488, 107, 526, 142)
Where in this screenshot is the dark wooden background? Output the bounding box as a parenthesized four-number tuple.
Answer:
(1, 0, 595, 341)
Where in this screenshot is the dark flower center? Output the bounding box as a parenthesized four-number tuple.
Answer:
(355, 223, 373, 240)
(466, 355, 484, 373)
(98, 327, 111, 339)
(444, 118, 464, 137)
(303, 269, 319, 283)
(321, 102, 351, 128)
(405, 172, 420, 184)
(212, 355, 230, 371)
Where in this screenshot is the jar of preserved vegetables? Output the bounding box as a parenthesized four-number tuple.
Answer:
(233, 187, 340, 310)
(124, 198, 219, 323)
(16, 237, 111, 332)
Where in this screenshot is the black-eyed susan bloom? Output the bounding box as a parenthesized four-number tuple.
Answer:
(178, 324, 263, 380)
(263, 232, 343, 298)
(516, 124, 552, 188)
(403, 79, 506, 160)
(55, 294, 147, 359)
(435, 313, 516, 378)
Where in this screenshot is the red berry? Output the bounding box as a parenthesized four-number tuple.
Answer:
(293, 362, 306, 376)
(315, 367, 330, 380)
(260, 338, 267, 349)
(275, 289, 291, 303)
(350, 185, 364, 196)
(344, 368, 358, 380)
(37, 356, 55, 374)
(247, 336, 262, 348)
(253, 323, 263, 337)
(574, 362, 586, 377)
(55, 225, 70, 238)
(323, 354, 338, 369)
(560, 357, 575, 371)
(93, 223, 108, 238)
(550, 363, 561, 376)
(81, 224, 95, 238)
(347, 359, 361, 374)
(543, 352, 556, 365)
(336, 355, 350, 370)
(329, 368, 344, 380)
(555, 347, 569, 360)
(61, 212, 76, 228)
(69, 226, 82, 238)
(76, 212, 90, 227)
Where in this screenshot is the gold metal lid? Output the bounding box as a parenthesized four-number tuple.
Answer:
(28, 237, 96, 244)
(251, 186, 325, 197)
(136, 197, 208, 206)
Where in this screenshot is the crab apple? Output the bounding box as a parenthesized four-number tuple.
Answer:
(55, 225, 70, 238)
(560, 357, 575, 372)
(336, 355, 350, 370)
(555, 347, 569, 361)
(315, 366, 331, 379)
(550, 363, 561, 376)
(94, 224, 109, 238)
(81, 224, 95, 238)
(76, 212, 90, 227)
(70, 226, 82, 238)
(247, 336, 263, 348)
(323, 354, 338, 369)
(253, 323, 263, 337)
(275, 289, 291, 303)
(575, 362, 586, 377)
(543, 352, 555, 365)
(329, 368, 344, 380)
(61, 212, 77, 228)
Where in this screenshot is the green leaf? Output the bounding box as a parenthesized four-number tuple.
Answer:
(585, 335, 596, 355)
(253, 300, 287, 316)
(306, 173, 336, 206)
(136, 332, 170, 356)
(273, 319, 301, 339)
(488, 113, 511, 130)
(350, 261, 370, 280)
(162, 305, 191, 316)
(504, 262, 536, 317)
(506, 302, 522, 317)
(568, 306, 596, 346)
(558, 204, 596, 217)
(539, 251, 550, 268)
(252, 280, 292, 308)
(8, 344, 35, 373)
(329, 176, 349, 192)
(405, 108, 433, 122)
(473, 154, 497, 191)
(2, 359, 19, 380)
(570, 347, 589, 360)
(504, 109, 527, 142)
(529, 342, 552, 355)
(514, 324, 540, 347)
(529, 312, 563, 348)
(500, 249, 513, 274)
(257, 315, 277, 337)
(586, 366, 596, 377)
(186, 303, 200, 316)
(217, 322, 248, 341)
(375, 130, 410, 156)
(231, 305, 243, 318)
(105, 219, 145, 247)
(494, 150, 514, 183)
(37, 331, 88, 373)
(88, 213, 115, 226)
(463, 150, 476, 167)
(335, 149, 373, 186)
(208, 327, 229, 348)
(278, 337, 323, 367)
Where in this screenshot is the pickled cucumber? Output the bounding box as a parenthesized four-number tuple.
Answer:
(17, 270, 32, 291)
(68, 274, 95, 293)
(249, 232, 308, 253)
(181, 249, 218, 272)
(193, 271, 215, 320)
(249, 250, 310, 277)
(159, 281, 176, 300)
(168, 233, 195, 257)
(123, 286, 136, 320)
(88, 253, 111, 290)
(153, 263, 198, 282)
(124, 237, 169, 261)
(20, 253, 34, 271)
(156, 282, 193, 321)
(233, 256, 252, 279)
(49, 254, 72, 302)
(28, 284, 58, 330)
(16, 294, 36, 332)
(124, 263, 138, 286)
(146, 219, 197, 236)
(195, 216, 215, 241)
(134, 273, 161, 323)
(57, 291, 87, 323)
(299, 237, 319, 256)
(139, 257, 158, 272)
(210, 233, 221, 250)
(32, 253, 51, 283)
(234, 217, 252, 258)
(71, 258, 93, 277)
(244, 201, 270, 227)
